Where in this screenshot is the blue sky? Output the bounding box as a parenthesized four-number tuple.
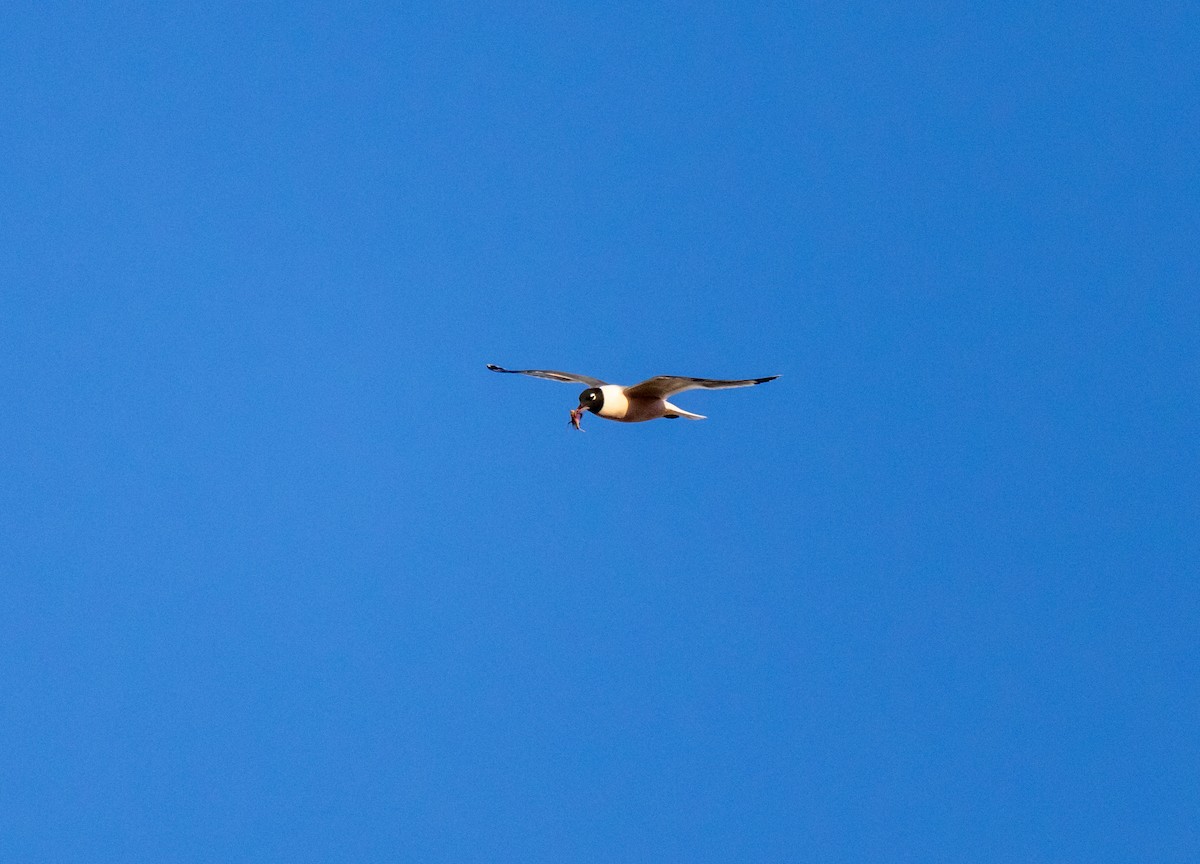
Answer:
(2, 1, 1197, 861)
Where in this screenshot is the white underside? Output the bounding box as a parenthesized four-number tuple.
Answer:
(596, 384, 631, 419)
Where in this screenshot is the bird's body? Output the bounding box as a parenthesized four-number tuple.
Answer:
(486, 364, 778, 429)
(586, 383, 702, 422)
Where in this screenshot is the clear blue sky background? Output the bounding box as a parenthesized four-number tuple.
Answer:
(2, 1, 1197, 861)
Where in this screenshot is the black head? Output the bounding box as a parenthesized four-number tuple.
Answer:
(578, 387, 604, 414)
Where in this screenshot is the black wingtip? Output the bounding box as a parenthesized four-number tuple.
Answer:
(755, 375, 780, 384)
(486, 364, 504, 372)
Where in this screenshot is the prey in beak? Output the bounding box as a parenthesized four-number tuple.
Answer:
(570, 387, 603, 430)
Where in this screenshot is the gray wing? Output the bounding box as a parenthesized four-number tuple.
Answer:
(486, 364, 607, 387)
(624, 374, 779, 399)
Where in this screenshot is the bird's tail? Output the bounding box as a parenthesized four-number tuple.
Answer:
(663, 401, 706, 420)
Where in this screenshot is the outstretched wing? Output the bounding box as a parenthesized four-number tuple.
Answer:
(486, 364, 607, 387)
(624, 374, 779, 399)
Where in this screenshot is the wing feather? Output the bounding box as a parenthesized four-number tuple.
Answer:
(486, 364, 607, 387)
(624, 375, 779, 399)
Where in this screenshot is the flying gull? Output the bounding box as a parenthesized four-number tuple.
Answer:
(486, 364, 779, 430)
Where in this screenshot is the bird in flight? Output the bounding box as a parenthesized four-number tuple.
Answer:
(487, 364, 779, 430)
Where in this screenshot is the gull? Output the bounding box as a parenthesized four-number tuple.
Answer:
(486, 364, 779, 430)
